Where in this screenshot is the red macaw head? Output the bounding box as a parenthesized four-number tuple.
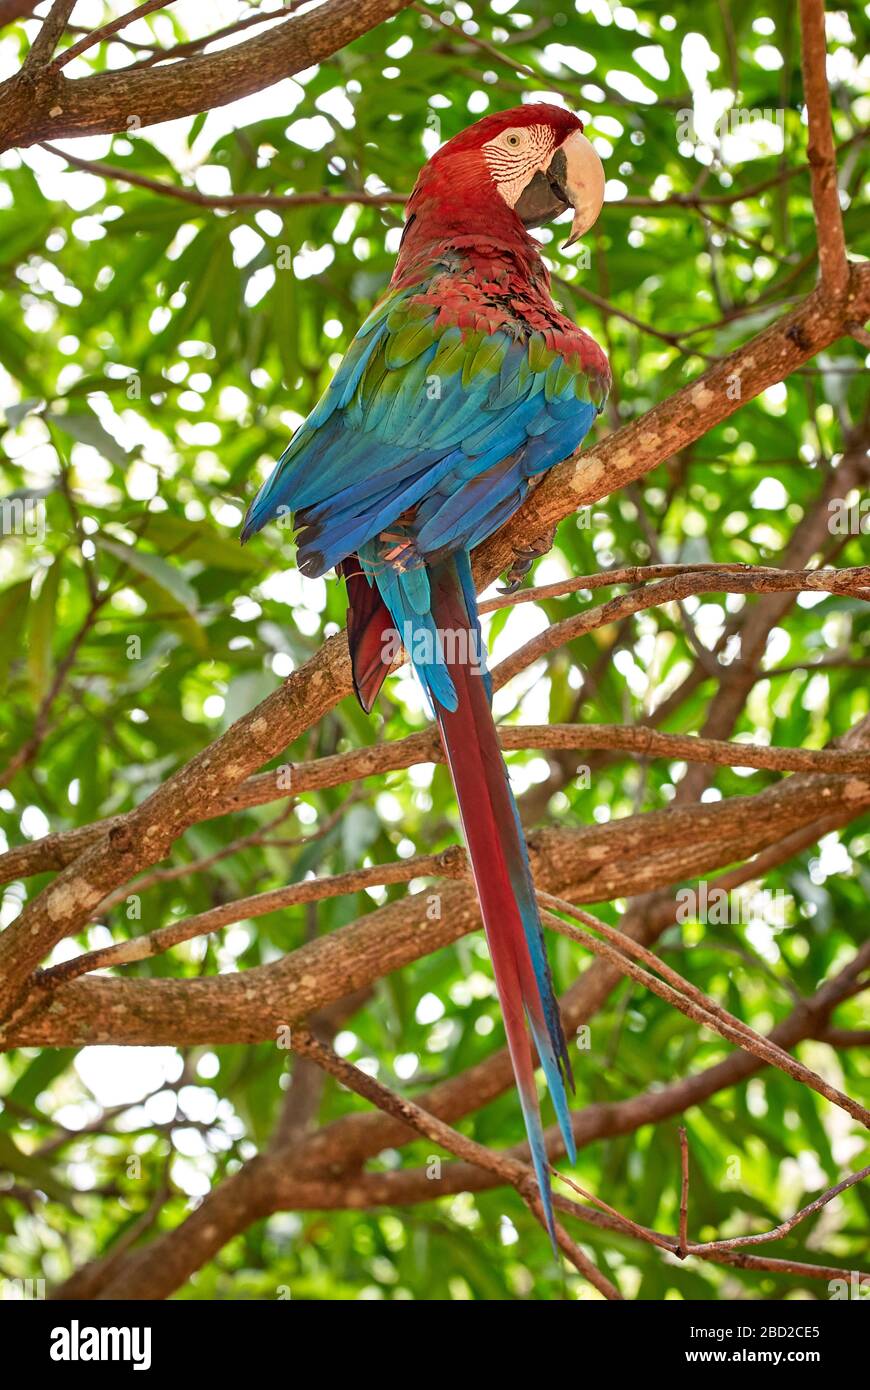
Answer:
(407, 103, 606, 248)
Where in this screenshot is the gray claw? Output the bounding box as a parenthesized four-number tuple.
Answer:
(499, 553, 535, 594)
(498, 527, 556, 594)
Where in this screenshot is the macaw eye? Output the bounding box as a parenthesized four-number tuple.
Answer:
(505, 132, 521, 147)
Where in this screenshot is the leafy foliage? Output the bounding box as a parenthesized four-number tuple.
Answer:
(0, 0, 867, 1300)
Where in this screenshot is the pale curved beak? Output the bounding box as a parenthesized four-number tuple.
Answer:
(558, 130, 606, 247)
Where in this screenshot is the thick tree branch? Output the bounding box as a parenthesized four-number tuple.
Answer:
(0, 0, 414, 150)
(0, 632, 350, 1015)
(22, 0, 75, 70)
(287, 940, 869, 1204)
(27, 715, 870, 988)
(0, 2, 35, 26)
(4, 0, 867, 1309)
(4, 763, 868, 1048)
(39, 846, 468, 985)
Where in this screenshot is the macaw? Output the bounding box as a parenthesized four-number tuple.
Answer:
(242, 104, 610, 1246)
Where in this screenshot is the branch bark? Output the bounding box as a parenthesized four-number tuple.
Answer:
(0, 2, 35, 26)
(4, 758, 868, 1048)
(0, 0, 414, 151)
(799, 0, 850, 295)
(22, 0, 76, 70)
(281, 939, 870, 1205)
(286, 805, 862, 1177)
(5, 710, 870, 888)
(4, 0, 867, 1309)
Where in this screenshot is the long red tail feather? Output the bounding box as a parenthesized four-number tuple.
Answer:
(427, 556, 574, 1247)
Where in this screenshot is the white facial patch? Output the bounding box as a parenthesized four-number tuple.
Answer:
(482, 124, 556, 209)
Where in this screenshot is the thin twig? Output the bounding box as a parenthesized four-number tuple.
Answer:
(40, 141, 409, 210)
(552, 1168, 675, 1253)
(678, 1127, 690, 1257)
(686, 1165, 870, 1254)
(118, 3, 305, 71)
(481, 562, 870, 613)
(537, 894, 870, 1130)
(51, 0, 177, 69)
(552, 1159, 870, 1275)
(290, 1027, 622, 1297)
(493, 567, 870, 689)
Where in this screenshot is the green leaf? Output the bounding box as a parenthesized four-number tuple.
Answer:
(27, 560, 62, 700)
(134, 511, 260, 573)
(46, 409, 129, 467)
(97, 537, 199, 617)
(3, 396, 42, 428)
(341, 804, 381, 862)
(0, 579, 30, 689)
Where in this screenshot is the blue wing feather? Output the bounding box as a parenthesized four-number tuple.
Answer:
(242, 273, 604, 702)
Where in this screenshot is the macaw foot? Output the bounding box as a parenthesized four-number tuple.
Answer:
(498, 525, 556, 593)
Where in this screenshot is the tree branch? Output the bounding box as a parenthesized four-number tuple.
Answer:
(40, 142, 410, 211)
(475, 268, 869, 584)
(684, 1165, 870, 1255)
(537, 894, 870, 1129)
(286, 807, 865, 1178)
(289, 1029, 621, 1297)
(0, 2, 35, 27)
(678, 1127, 690, 1256)
(5, 764, 869, 1048)
(799, 0, 850, 295)
(0, 0, 414, 150)
(50, 1, 177, 71)
(286, 940, 869, 1203)
(3, 563, 868, 886)
(5, 713, 868, 890)
(22, 0, 76, 70)
(46, 914, 869, 1301)
(1, 249, 866, 1025)
(553, 1158, 870, 1282)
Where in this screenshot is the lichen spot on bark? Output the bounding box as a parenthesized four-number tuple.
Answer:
(46, 878, 93, 923)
